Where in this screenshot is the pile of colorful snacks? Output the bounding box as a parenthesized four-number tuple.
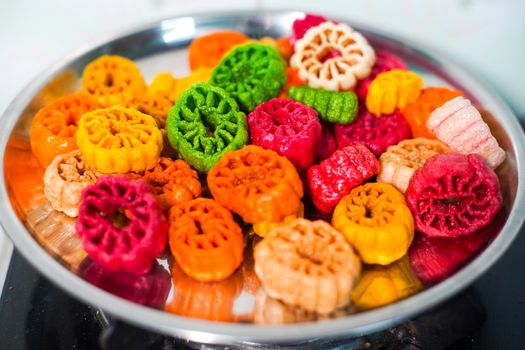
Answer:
(30, 13, 505, 318)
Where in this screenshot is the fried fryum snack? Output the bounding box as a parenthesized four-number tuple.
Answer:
(76, 106, 163, 174)
(44, 150, 100, 217)
(209, 43, 287, 112)
(252, 203, 304, 238)
(351, 256, 421, 310)
(142, 157, 201, 210)
(168, 198, 244, 282)
(366, 69, 424, 116)
(290, 21, 376, 91)
(82, 55, 146, 107)
(406, 153, 502, 237)
(426, 96, 505, 168)
(166, 82, 248, 173)
(125, 93, 173, 129)
(30, 92, 100, 168)
(287, 86, 358, 124)
(306, 144, 379, 213)
(332, 183, 415, 265)
(289, 14, 327, 46)
(254, 218, 361, 314)
(147, 72, 177, 101)
(76, 176, 168, 275)
(170, 67, 213, 102)
(247, 98, 322, 172)
(188, 30, 250, 71)
(207, 145, 304, 224)
(400, 87, 462, 139)
(377, 138, 450, 193)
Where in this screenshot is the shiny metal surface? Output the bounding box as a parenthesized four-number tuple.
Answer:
(1, 11, 524, 345)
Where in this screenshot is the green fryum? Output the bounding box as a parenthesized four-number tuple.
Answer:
(288, 86, 358, 124)
(209, 43, 286, 112)
(166, 82, 248, 173)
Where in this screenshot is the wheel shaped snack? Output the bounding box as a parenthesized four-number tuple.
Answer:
(377, 138, 450, 193)
(332, 182, 415, 265)
(290, 21, 376, 91)
(168, 198, 244, 282)
(207, 145, 304, 224)
(76, 106, 163, 174)
(166, 82, 248, 173)
(289, 14, 328, 47)
(426, 96, 506, 169)
(44, 150, 100, 217)
(210, 43, 287, 112)
(366, 69, 424, 117)
(406, 152, 502, 237)
(188, 30, 249, 71)
(125, 93, 173, 129)
(82, 55, 146, 107)
(30, 92, 100, 168)
(254, 218, 361, 314)
(76, 176, 168, 275)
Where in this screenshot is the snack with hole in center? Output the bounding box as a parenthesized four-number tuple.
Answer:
(125, 93, 173, 129)
(76, 176, 168, 275)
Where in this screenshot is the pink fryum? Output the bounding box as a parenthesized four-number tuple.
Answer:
(289, 14, 328, 46)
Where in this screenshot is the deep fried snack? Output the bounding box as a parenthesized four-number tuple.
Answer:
(125, 93, 173, 128)
(188, 30, 249, 70)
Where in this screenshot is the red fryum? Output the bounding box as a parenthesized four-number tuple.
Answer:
(306, 144, 379, 213)
(80, 258, 171, 308)
(248, 98, 322, 172)
(289, 14, 327, 46)
(314, 123, 337, 163)
(76, 176, 168, 275)
(334, 110, 412, 157)
(406, 153, 502, 237)
(355, 51, 408, 101)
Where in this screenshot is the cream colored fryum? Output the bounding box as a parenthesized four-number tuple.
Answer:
(290, 21, 376, 91)
(44, 150, 100, 217)
(426, 96, 506, 169)
(378, 138, 450, 193)
(254, 218, 361, 314)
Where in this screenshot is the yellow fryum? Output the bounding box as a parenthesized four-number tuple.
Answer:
(351, 256, 422, 310)
(169, 67, 213, 102)
(76, 106, 163, 174)
(148, 72, 177, 101)
(332, 182, 414, 265)
(252, 203, 304, 238)
(366, 69, 423, 117)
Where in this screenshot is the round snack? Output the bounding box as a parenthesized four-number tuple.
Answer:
(188, 30, 250, 71)
(143, 158, 202, 211)
(334, 110, 412, 157)
(168, 198, 244, 282)
(289, 14, 327, 46)
(30, 92, 100, 168)
(210, 43, 287, 112)
(147, 72, 177, 101)
(287, 86, 358, 124)
(406, 153, 502, 237)
(355, 50, 408, 101)
(377, 138, 450, 193)
(170, 67, 213, 101)
(82, 55, 146, 107)
(125, 93, 173, 128)
(426, 96, 506, 168)
(248, 98, 322, 172)
(401, 87, 462, 139)
(366, 69, 424, 117)
(76, 106, 163, 174)
(44, 150, 100, 217)
(332, 183, 414, 265)
(76, 176, 168, 275)
(254, 218, 361, 314)
(306, 144, 379, 213)
(290, 22, 375, 91)
(207, 145, 303, 224)
(252, 203, 304, 238)
(166, 82, 248, 173)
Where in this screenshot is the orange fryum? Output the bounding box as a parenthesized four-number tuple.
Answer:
(400, 87, 462, 139)
(168, 198, 244, 282)
(29, 92, 100, 168)
(207, 145, 304, 224)
(82, 55, 146, 107)
(147, 72, 177, 102)
(165, 262, 243, 322)
(275, 37, 293, 61)
(279, 66, 305, 98)
(169, 67, 213, 101)
(188, 30, 249, 70)
(143, 158, 201, 211)
(125, 93, 173, 128)
(252, 203, 304, 238)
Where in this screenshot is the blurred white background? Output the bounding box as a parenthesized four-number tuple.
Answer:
(0, 0, 523, 286)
